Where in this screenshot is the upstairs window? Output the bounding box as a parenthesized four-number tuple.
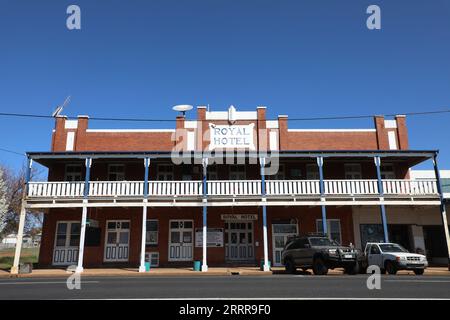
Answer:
(229, 165, 246, 180)
(108, 164, 125, 181)
(207, 165, 218, 180)
(65, 164, 82, 181)
(306, 164, 320, 180)
(380, 164, 396, 179)
(344, 164, 362, 179)
(157, 164, 173, 181)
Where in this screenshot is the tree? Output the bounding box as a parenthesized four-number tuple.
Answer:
(0, 168, 8, 235)
(0, 164, 43, 238)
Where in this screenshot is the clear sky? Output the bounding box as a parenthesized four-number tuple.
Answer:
(1, 0, 450, 171)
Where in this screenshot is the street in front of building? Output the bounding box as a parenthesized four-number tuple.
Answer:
(0, 274, 449, 300)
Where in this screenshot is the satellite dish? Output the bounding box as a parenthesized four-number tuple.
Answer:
(52, 96, 71, 117)
(172, 104, 193, 116)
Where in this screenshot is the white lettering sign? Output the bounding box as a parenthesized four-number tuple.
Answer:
(221, 214, 258, 221)
(209, 123, 255, 150)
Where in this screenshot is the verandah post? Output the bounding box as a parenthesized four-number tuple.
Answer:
(260, 157, 270, 271)
(76, 157, 91, 273)
(432, 154, 450, 270)
(374, 156, 389, 243)
(317, 156, 328, 236)
(139, 157, 150, 272)
(201, 157, 208, 272)
(10, 157, 33, 274)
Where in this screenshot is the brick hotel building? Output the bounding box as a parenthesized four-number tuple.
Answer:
(11, 105, 450, 273)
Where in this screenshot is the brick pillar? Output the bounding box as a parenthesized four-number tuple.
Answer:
(51, 116, 68, 151)
(175, 115, 186, 149)
(278, 115, 288, 150)
(75, 115, 89, 151)
(395, 115, 409, 150)
(257, 106, 267, 151)
(197, 106, 207, 151)
(374, 115, 389, 150)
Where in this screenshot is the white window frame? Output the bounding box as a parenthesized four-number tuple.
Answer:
(157, 164, 174, 181)
(229, 165, 246, 180)
(64, 164, 83, 181)
(306, 164, 320, 180)
(146, 219, 159, 245)
(108, 164, 125, 181)
(380, 163, 396, 179)
(316, 219, 342, 244)
(145, 252, 159, 267)
(344, 163, 362, 179)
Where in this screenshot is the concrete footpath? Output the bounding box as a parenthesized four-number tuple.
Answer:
(0, 266, 449, 278)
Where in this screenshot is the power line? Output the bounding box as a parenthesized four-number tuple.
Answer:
(0, 147, 26, 157)
(0, 108, 449, 123)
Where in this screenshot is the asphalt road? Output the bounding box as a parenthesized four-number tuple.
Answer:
(0, 274, 449, 299)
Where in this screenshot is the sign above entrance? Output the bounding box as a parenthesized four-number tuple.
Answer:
(209, 123, 255, 150)
(221, 214, 258, 221)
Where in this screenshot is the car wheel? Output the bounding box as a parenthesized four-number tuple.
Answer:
(385, 261, 397, 275)
(285, 258, 296, 274)
(414, 269, 425, 275)
(313, 258, 328, 275)
(345, 263, 359, 275)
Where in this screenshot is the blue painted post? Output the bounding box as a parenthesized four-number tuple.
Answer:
(77, 157, 92, 273)
(202, 158, 208, 272)
(317, 157, 328, 236)
(374, 156, 389, 243)
(432, 155, 450, 270)
(260, 157, 270, 271)
(139, 157, 150, 272)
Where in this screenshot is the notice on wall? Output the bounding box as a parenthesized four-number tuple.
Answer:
(209, 123, 255, 150)
(195, 228, 224, 247)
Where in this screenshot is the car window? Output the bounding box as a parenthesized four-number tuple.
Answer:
(309, 237, 336, 246)
(379, 244, 408, 253)
(370, 245, 380, 254)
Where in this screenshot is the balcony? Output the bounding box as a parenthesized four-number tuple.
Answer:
(25, 178, 440, 208)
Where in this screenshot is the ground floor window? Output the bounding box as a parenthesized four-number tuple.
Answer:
(145, 252, 159, 267)
(360, 224, 385, 248)
(316, 219, 342, 244)
(146, 220, 158, 245)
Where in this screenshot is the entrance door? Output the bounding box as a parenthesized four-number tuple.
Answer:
(272, 223, 298, 266)
(104, 220, 130, 262)
(169, 220, 193, 261)
(53, 221, 80, 266)
(225, 221, 254, 261)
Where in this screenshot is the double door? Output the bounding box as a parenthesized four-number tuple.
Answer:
(225, 221, 254, 261)
(104, 220, 130, 262)
(169, 220, 193, 261)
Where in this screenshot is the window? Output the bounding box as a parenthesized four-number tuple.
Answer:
(108, 164, 125, 181)
(229, 165, 246, 180)
(306, 164, 320, 180)
(207, 165, 218, 180)
(268, 164, 285, 180)
(344, 164, 362, 179)
(290, 168, 302, 179)
(55, 221, 80, 247)
(157, 164, 173, 181)
(370, 245, 381, 255)
(380, 164, 396, 179)
(65, 164, 82, 181)
(316, 219, 342, 244)
(145, 252, 159, 267)
(146, 220, 158, 245)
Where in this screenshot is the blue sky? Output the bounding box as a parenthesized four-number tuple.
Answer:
(0, 0, 450, 171)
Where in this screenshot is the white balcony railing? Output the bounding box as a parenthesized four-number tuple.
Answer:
(207, 180, 261, 196)
(26, 179, 439, 199)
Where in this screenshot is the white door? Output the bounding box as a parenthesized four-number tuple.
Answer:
(53, 221, 80, 266)
(169, 220, 193, 261)
(272, 224, 298, 266)
(104, 220, 130, 262)
(225, 221, 254, 261)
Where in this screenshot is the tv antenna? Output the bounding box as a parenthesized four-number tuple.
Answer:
(52, 96, 71, 117)
(172, 104, 193, 116)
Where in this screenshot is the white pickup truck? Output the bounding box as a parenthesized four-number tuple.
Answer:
(362, 242, 428, 275)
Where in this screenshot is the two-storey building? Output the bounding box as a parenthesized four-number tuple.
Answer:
(10, 105, 450, 273)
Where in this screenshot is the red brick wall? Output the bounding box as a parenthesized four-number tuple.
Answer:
(39, 206, 355, 267)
